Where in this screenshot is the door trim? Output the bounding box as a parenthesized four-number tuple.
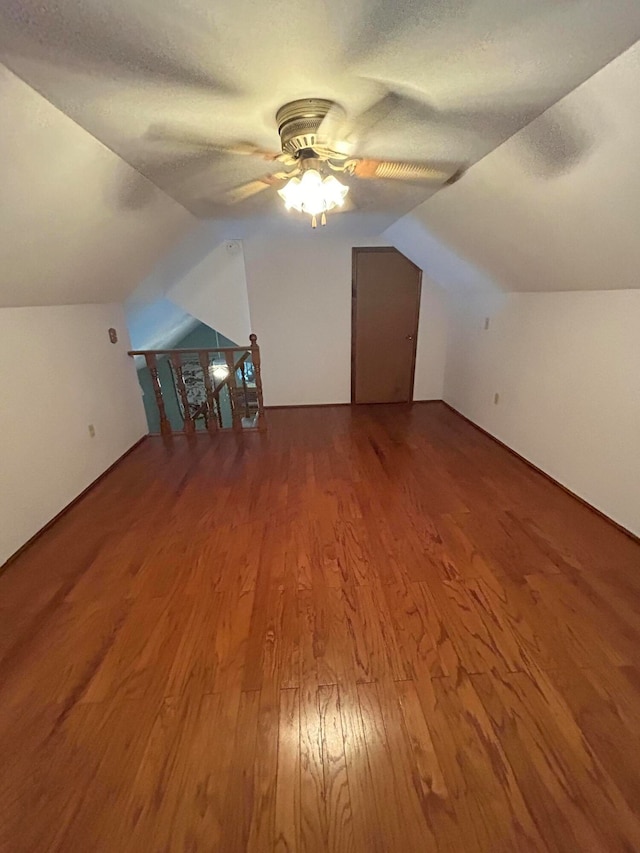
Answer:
(351, 246, 423, 404)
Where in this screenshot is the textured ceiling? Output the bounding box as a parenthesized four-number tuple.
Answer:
(406, 41, 640, 292)
(2, 0, 639, 230)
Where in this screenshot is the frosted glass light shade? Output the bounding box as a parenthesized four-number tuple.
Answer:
(278, 169, 348, 217)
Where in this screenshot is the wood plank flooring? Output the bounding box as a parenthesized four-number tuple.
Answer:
(1, 402, 640, 852)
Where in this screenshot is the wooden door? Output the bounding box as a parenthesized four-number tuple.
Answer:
(351, 247, 422, 403)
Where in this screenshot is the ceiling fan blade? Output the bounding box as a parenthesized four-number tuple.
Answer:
(224, 145, 295, 166)
(194, 140, 287, 161)
(316, 103, 356, 157)
(309, 95, 402, 161)
(144, 125, 288, 161)
(224, 172, 292, 205)
(354, 93, 404, 132)
(343, 93, 406, 150)
(350, 80, 543, 163)
(228, 142, 285, 160)
(323, 92, 433, 159)
(225, 180, 272, 204)
(353, 159, 462, 183)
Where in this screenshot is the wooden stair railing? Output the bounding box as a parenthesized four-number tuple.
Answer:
(129, 335, 266, 436)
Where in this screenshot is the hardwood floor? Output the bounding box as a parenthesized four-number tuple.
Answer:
(1, 402, 640, 852)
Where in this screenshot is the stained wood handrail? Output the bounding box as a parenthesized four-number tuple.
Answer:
(129, 335, 266, 435)
(128, 347, 252, 355)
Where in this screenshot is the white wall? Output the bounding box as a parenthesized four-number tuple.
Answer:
(244, 234, 448, 406)
(0, 304, 147, 564)
(167, 240, 251, 345)
(126, 298, 199, 352)
(413, 278, 448, 401)
(444, 289, 640, 536)
(383, 213, 498, 295)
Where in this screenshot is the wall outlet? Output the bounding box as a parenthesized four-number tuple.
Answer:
(494, 393, 500, 405)
(88, 424, 96, 438)
(484, 317, 490, 330)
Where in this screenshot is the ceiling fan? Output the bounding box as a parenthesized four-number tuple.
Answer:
(217, 97, 465, 227)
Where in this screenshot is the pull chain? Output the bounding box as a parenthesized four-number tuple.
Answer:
(321, 212, 327, 226)
(311, 215, 317, 229)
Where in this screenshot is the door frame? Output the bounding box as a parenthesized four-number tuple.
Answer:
(351, 246, 423, 404)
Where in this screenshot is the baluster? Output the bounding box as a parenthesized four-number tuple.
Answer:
(225, 351, 242, 432)
(216, 392, 224, 429)
(241, 364, 250, 418)
(198, 351, 218, 434)
(171, 353, 195, 434)
(250, 334, 267, 431)
(144, 352, 172, 436)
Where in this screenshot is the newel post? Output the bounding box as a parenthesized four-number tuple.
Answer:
(225, 351, 242, 432)
(250, 334, 267, 431)
(145, 352, 172, 437)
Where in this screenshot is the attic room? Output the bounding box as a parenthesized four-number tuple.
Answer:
(1, 0, 640, 849)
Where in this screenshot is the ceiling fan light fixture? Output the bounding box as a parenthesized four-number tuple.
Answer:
(278, 169, 348, 225)
(322, 175, 349, 207)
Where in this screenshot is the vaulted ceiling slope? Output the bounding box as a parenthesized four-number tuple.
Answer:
(397, 41, 640, 293)
(0, 65, 196, 307)
(2, 0, 639, 233)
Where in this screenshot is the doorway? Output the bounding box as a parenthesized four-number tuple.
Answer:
(351, 247, 422, 403)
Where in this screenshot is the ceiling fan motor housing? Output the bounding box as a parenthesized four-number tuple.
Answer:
(276, 98, 342, 155)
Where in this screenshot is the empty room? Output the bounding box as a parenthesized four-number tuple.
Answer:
(1, 1, 640, 850)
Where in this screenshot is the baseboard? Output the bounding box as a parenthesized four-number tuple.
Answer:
(442, 401, 639, 545)
(266, 400, 443, 409)
(265, 402, 353, 410)
(1, 435, 148, 571)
